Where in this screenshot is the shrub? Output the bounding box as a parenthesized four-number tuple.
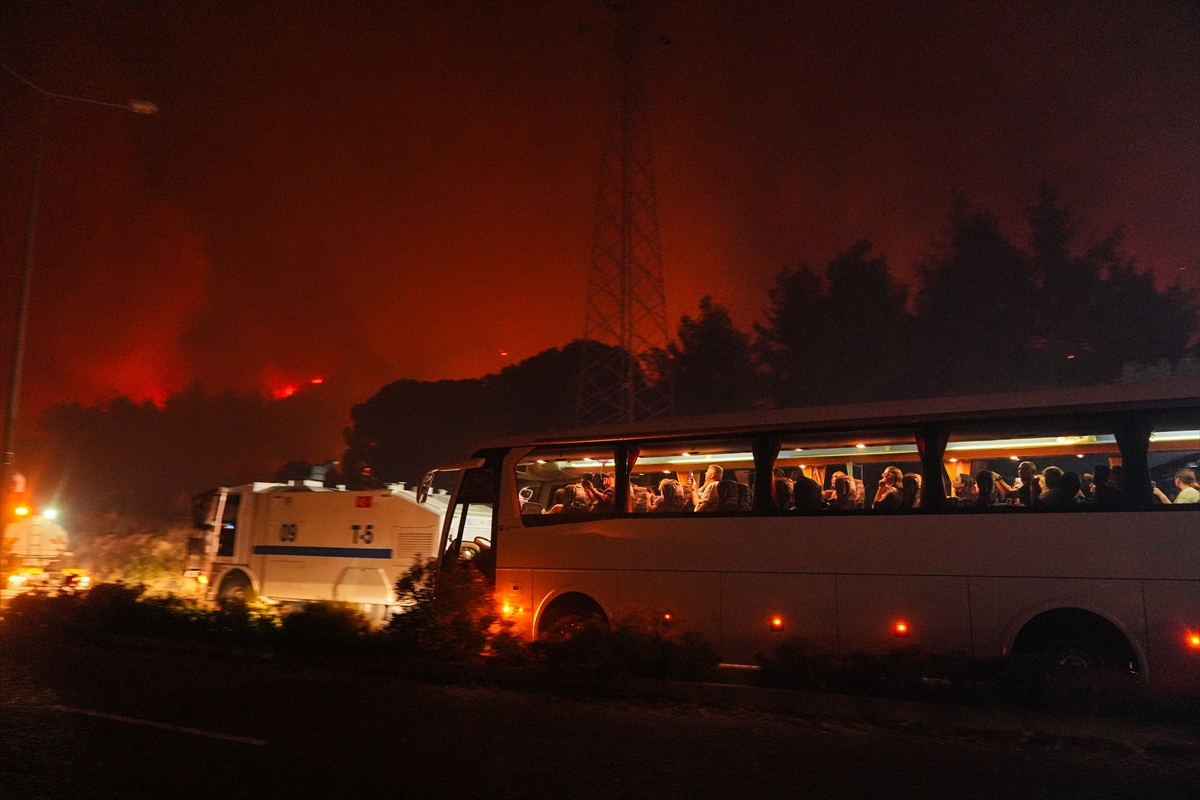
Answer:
(279, 601, 372, 651)
(529, 614, 719, 689)
(387, 559, 508, 665)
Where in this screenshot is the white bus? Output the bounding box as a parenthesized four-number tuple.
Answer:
(424, 382, 1200, 692)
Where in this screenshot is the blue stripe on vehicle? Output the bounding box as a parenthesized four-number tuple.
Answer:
(252, 546, 393, 559)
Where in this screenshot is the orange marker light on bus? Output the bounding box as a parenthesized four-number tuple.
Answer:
(893, 620, 910, 637)
(14, 506, 30, 516)
(1188, 632, 1200, 650)
(771, 616, 785, 631)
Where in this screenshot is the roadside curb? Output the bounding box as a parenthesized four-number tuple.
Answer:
(651, 680, 1200, 750)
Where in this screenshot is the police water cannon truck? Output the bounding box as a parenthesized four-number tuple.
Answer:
(185, 480, 469, 617)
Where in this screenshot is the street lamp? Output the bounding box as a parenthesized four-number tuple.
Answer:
(1, 64, 157, 568)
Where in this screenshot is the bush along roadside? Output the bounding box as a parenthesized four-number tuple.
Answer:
(6, 570, 1193, 722)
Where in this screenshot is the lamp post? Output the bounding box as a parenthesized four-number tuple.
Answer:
(1, 64, 157, 586)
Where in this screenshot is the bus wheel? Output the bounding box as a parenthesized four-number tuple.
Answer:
(1012, 608, 1137, 674)
(537, 592, 608, 640)
(217, 572, 255, 604)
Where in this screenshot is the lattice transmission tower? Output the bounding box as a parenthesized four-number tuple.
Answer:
(576, 8, 675, 426)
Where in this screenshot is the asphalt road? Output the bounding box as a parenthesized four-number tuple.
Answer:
(2, 641, 1197, 800)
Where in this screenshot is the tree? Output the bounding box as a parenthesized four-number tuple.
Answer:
(911, 196, 1032, 395)
(669, 296, 759, 416)
(755, 241, 911, 406)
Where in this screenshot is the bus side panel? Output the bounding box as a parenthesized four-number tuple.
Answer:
(719, 572, 838, 665)
(496, 569, 534, 638)
(836, 575, 972, 656)
(968, 577, 1003, 659)
(1142, 580, 1200, 692)
(616, 571, 722, 652)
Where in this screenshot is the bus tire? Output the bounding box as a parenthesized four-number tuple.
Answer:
(216, 571, 255, 604)
(1011, 608, 1138, 673)
(537, 592, 608, 640)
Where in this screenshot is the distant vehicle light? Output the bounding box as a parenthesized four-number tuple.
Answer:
(893, 620, 910, 637)
(14, 506, 30, 516)
(78, 576, 91, 586)
(502, 603, 513, 614)
(43, 508, 58, 520)
(8, 574, 26, 585)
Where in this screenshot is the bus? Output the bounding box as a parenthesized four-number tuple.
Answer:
(422, 382, 1200, 691)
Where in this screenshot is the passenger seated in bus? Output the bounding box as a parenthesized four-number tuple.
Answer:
(899, 473, 921, 509)
(581, 475, 615, 510)
(970, 471, 1000, 508)
(1041, 470, 1079, 510)
(1154, 469, 1200, 504)
(829, 475, 857, 510)
(1091, 464, 1122, 510)
(654, 479, 689, 512)
(997, 461, 1039, 507)
(735, 482, 752, 512)
(630, 482, 653, 513)
(873, 466, 904, 510)
(545, 487, 567, 514)
(691, 465, 725, 512)
(772, 468, 794, 511)
(792, 471, 824, 512)
(1039, 466, 1064, 505)
(1080, 473, 1094, 501)
(952, 473, 975, 504)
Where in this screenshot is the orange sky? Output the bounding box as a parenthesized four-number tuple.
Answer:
(1, 1, 1196, 447)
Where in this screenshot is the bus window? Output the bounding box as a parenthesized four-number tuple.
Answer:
(777, 431, 918, 512)
(515, 445, 618, 520)
(216, 493, 241, 557)
(629, 438, 755, 513)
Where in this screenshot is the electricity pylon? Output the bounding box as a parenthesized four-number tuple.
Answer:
(577, 8, 674, 426)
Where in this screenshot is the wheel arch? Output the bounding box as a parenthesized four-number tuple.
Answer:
(534, 589, 611, 638)
(214, 566, 260, 599)
(1005, 603, 1148, 680)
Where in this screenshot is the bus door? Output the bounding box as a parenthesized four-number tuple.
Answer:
(420, 456, 500, 584)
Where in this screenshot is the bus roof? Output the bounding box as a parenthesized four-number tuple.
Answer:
(513, 380, 1200, 448)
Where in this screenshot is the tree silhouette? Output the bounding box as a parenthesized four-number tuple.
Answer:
(912, 196, 1032, 395)
(669, 296, 759, 416)
(755, 240, 910, 406)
